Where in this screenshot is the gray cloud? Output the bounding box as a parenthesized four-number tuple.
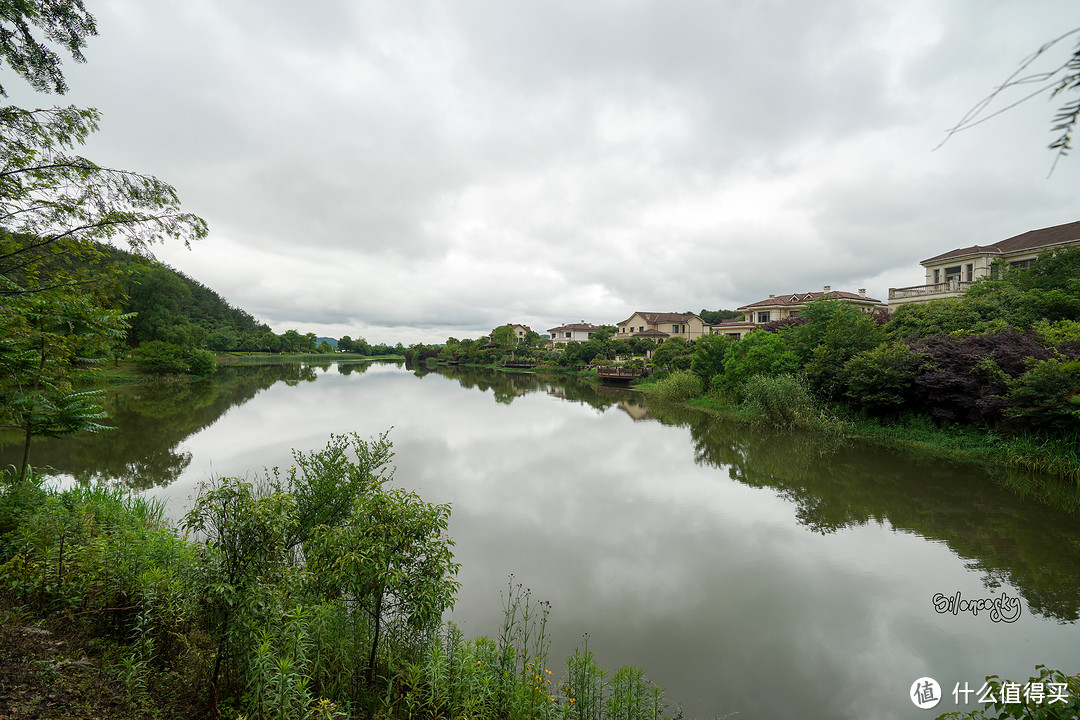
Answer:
(13, 0, 1078, 342)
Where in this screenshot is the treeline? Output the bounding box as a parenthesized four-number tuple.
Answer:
(405, 326, 677, 369)
(92, 246, 404, 370)
(640, 247, 1080, 487)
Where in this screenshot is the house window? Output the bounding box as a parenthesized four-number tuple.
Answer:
(756, 311, 771, 323)
(726, 333, 740, 339)
(934, 269, 940, 284)
(672, 325, 679, 333)
(565, 332, 571, 338)
(789, 310, 800, 318)
(966, 263, 974, 282)
(1010, 259, 1035, 270)
(945, 265, 962, 283)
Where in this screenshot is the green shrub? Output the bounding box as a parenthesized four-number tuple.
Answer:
(714, 331, 800, 401)
(639, 370, 704, 402)
(1005, 358, 1080, 432)
(186, 348, 217, 376)
(841, 342, 925, 413)
(133, 340, 190, 374)
(742, 374, 816, 429)
(690, 334, 733, 386)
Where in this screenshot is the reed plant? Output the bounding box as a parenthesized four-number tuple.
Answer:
(638, 370, 704, 403)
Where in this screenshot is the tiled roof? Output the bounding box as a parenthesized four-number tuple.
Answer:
(619, 312, 700, 325)
(922, 220, 1080, 264)
(633, 328, 670, 337)
(548, 322, 597, 332)
(738, 290, 881, 310)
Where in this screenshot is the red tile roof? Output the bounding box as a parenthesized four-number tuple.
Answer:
(922, 220, 1080, 264)
(618, 312, 701, 325)
(548, 322, 598, 332)
(738, 290, 881, 310)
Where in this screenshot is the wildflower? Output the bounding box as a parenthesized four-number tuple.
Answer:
(569, 698, 576, 703)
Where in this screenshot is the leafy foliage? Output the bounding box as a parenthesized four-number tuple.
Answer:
(714, 329, 800, 401)
(689, 333, 733, 386)
(741, 374, 816, 429)
(1005, 358, 1080, 432)
(0, 106, 207, 293)
(0, 0, 97, 95)
(0, 286, 127, 479)
(840, 342, 926, 414)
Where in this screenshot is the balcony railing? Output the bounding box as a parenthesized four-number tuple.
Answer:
(888, 280, 972, 300)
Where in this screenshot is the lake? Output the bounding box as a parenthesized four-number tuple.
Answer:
(4, 359, 1079, 719)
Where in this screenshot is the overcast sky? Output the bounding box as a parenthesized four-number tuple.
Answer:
(10, 1, 1080, 344)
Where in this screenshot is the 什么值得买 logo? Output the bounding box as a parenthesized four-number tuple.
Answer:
(932, 591, 1022, 623)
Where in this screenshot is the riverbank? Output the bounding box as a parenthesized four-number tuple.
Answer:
(634, 375, 1080, 514)
(416, 357, 602, 382)
(0, 455, 673, 720)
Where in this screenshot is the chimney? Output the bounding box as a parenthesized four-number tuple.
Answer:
(823, 285, 831, 293)
(858, 288, 866, 296)
(768, 294, 775, 298)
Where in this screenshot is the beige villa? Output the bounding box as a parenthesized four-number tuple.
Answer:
(616, 312, 708, 342)
(710, 287, 886, 339)
(888, 220, 1080, 306)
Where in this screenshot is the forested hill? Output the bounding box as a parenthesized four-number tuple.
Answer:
(100, 245, 272, 351)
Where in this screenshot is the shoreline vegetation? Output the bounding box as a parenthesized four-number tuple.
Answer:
(638, 375, 1080, 514)
(0, 436, 677, 720)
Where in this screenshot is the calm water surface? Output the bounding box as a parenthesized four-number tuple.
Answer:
(4, 360, 1079, 720)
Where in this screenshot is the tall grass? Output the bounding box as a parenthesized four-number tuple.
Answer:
(637, 370, 703, 403)
(0, 475, 682, 720)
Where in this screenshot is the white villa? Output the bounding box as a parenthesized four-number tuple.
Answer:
(888, 220, 1080, 306)
(548, 322, 599, 344)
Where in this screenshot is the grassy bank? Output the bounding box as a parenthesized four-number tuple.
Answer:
(0, 437, 675, 720)
(635, 372, 1080, 514)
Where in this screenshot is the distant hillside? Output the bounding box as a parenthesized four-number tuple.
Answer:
(95, 246, 272, 351)
(317, 337, 339, 349)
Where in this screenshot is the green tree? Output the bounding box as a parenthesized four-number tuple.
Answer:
(182, 478, 298, 695)
(0, 0, 96, 96)
(307, 486, 459, 685)
(1006, 358, 1080, 432)
(1, 107, 207, 294)
(841, 342, 926, 414)
(592, 324, 616, 342)
(650, 336, 691, 367)
(698, 308, 741, 324)
(491, 324, 516, 347)
(0, 287, 127, 480)
(690, 334, 734, 386)
(800, 306, 885, 400)
(715, 330, 801, 401)
(131, 340, 189, 375)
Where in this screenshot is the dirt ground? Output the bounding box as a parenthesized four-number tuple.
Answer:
(0, 605, 143, 720)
